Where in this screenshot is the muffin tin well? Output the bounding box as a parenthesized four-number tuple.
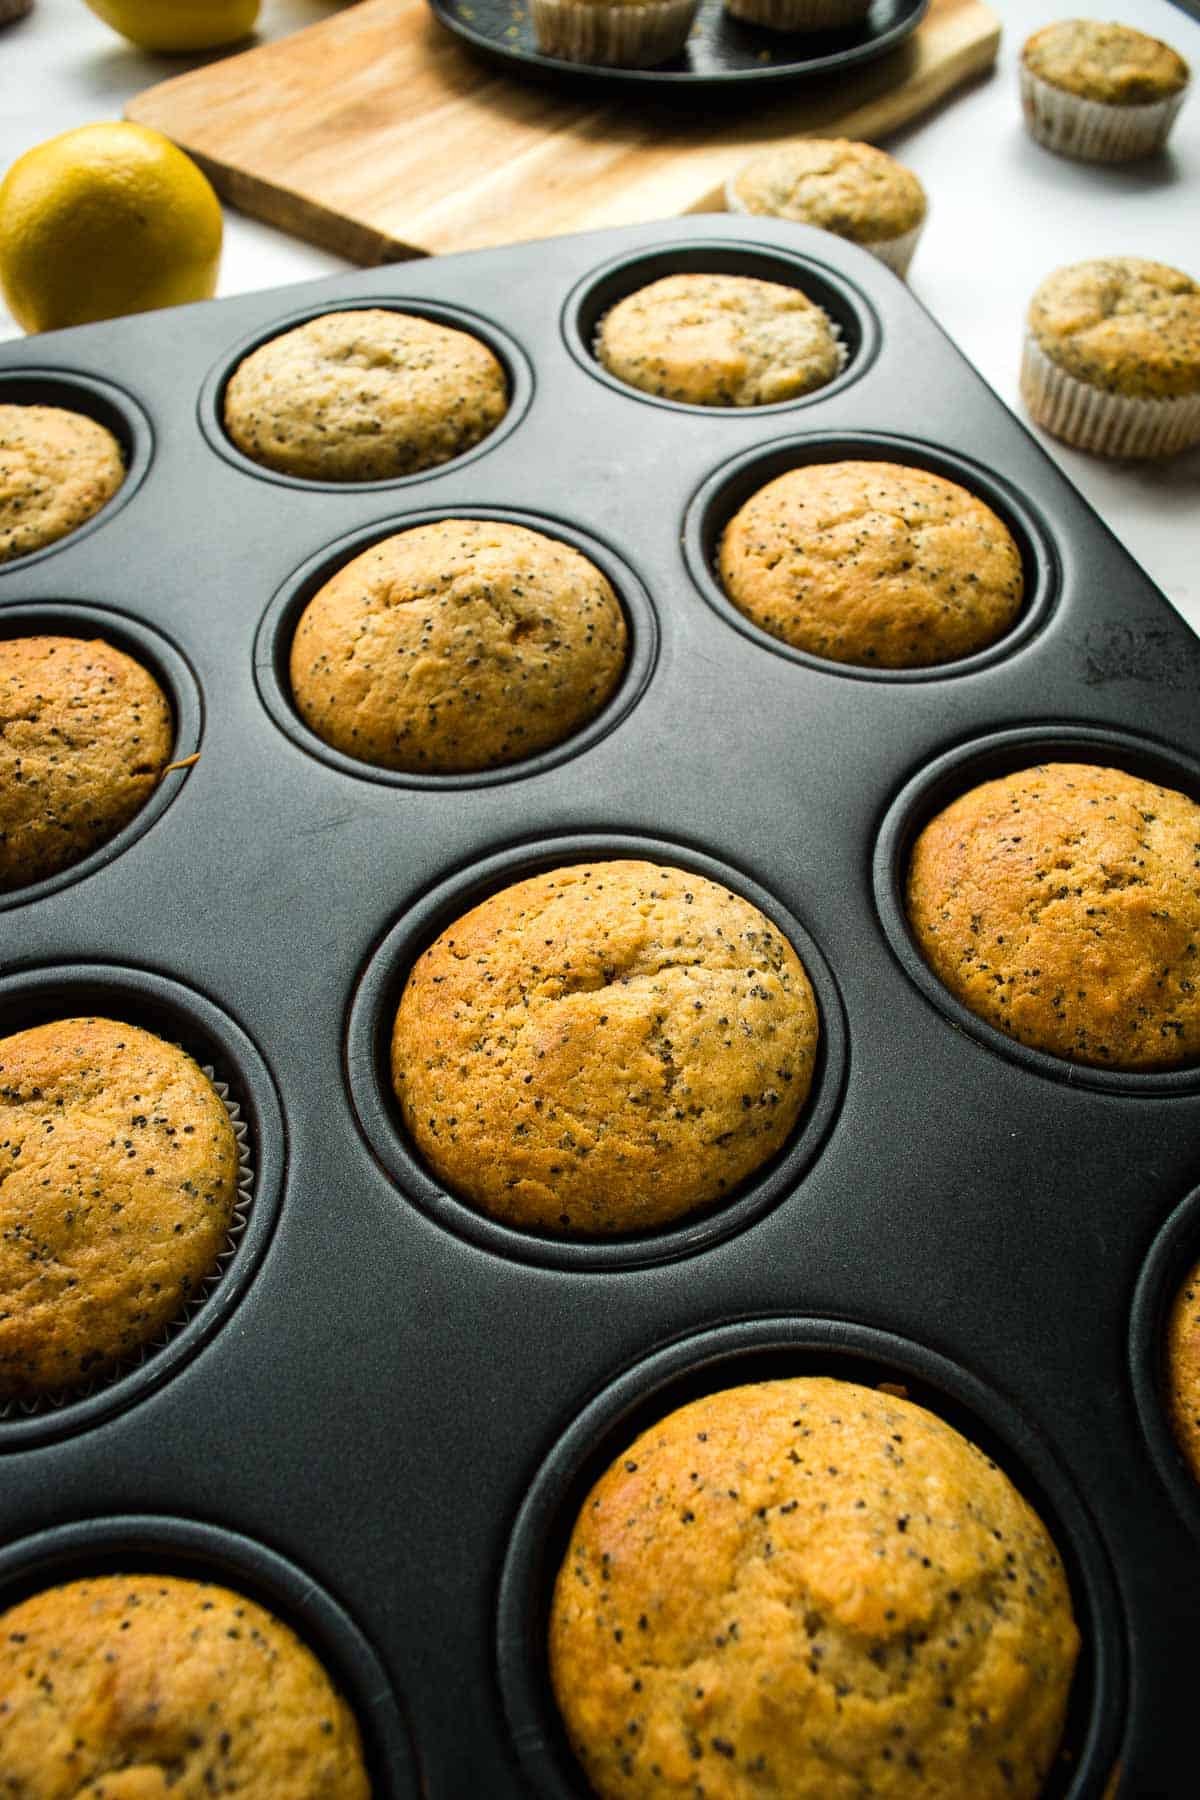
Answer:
(0, 1514, 419, 1795)
(0, 963, 283, 1447)
(345, 832, 847, 1269)
(685, 429, 1059, 678)
(255, 507, 658, 789)
(565, 238, 879, 409)
(0, 369, 153, 568)
(1, 214, 1199, 1794)
(0, 600, 202, 908)
(497, 1319, 1125, 1799)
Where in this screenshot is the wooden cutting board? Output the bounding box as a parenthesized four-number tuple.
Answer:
(127, 0, 1000, 264)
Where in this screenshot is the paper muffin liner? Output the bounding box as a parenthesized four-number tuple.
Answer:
(0, 1065, 255, 1420)
(723, 177, 924, 279)
(1019, 64, 1188, 163)
(532, 0, 698, 67)
(723, 0, 868, 31)
(1020, 334, 1200, 461)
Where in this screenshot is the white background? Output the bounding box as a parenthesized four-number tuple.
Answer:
(2, 0, 1198, 625)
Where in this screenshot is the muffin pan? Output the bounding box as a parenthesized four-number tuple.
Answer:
(1, 213, 1199, 1794)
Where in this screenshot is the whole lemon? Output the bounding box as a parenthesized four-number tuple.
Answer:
(0, 122, 223, 334)
(82, 0, 260, 52)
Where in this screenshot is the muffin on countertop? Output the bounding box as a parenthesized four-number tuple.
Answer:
(727, 139, 927, 277)
(906, 761, 1200, 1070)
(718, 460, 1024, 669)
(550, 1376, 1081, 1799)
(0, 402, 125, 564)
(1165, 1251, 1200, 1487)
(391, 859, 819, 1235)
(290, 519, 628, 774)
(1020, 257, 1200, 458)
(0, 634, 173, 892)
(596, 273, 843, 407)
(0, 1017, 240, 1398)
(1020, 19, 1190, 161)
(223, 308, 508, 482)
(0, 1574, 371, 1796)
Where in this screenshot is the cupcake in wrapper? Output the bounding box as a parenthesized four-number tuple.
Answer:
(531, 0, 698, 67)
(1020, 20, 1190, 163)
(726, 138, 927, 278)
(1021, 258, 1200, 460)
(724, 0, 868, 31)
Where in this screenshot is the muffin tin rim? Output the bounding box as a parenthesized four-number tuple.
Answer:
(0, 367, 154, 574)
(561, 237, 881, 415)
(0, 599, 203, 912)
(1129, 1185, 1200, 1549)
(345, 830, 848, 1272)
(197, 296, 535, 492)
(495, 1312, 1126, 1800)
(0, 1511, 419, 1798)
(873, 722, 1200, 1095)
(253, 504, 659, 791)
(682, 427, 1061, 682)
(0, 961, 286, 1450)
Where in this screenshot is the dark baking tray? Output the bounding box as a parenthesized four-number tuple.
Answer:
(426, 0, 926, 89)
(1, 213, 1199, 1796)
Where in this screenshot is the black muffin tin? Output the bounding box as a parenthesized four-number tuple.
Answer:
(2, 214, 1199, 1796)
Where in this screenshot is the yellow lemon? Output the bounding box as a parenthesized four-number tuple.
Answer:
(82, 0, 260, 52)
(0, 122, 223, 334)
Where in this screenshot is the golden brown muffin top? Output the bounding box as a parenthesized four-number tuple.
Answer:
(1165, 1250, 1200, 1485)
(730, 139, 927, 243)
(1027, 258, 1200, 398)
(550, 1376, 1080, 1799)
(0, 1574, 371, 1797)
(0, 634, 174, 893)
(718, 460, 1023, 669)
(1022, 20, 1189, 104)
(0, 403, 125, 565)
(391, 859, 819, 1235)
(596, 275, 843, 407)
(0, 1018, 239, 1398)
(906, 762, 1200, 1070)
(289, 520, 628, 774)
(222, 308, 508, 482)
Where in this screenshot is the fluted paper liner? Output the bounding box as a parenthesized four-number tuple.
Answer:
(1021, 335, 1200, 461)
(532, 0, 698, 67)
(1019, 64, 1188, 163)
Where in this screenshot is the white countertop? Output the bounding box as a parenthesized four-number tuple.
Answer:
(3, 0, 1199, 626)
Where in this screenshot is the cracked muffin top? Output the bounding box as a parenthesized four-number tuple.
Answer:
(1022, 20, 1189, 104)
(289, 519, 628, 773)
(222, 308, 509, 481)
(0, 634, 174, 892)
(718, 460, 1024, 669)
(390, 859, 819, 1235)
(549, 1375, 1080, 1800)
(0, 1574, 371, 1797)
(728, 139, 927, 245)
(1026, 259, 1200, 400)
(0, 1017, 239, 1399)
(906, 761, 1200, 1069)
(595, 275, 843, 408)
(0, 403, 125, 564)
